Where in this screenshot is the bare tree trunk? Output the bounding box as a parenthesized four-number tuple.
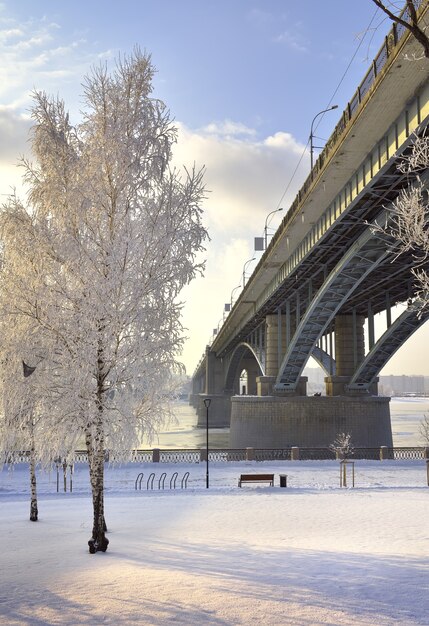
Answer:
(29, 421, 38, 522)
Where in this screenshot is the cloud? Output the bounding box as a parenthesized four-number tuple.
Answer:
(0, 107, 31, 197)
(173, 123, 307, 239)
(0, 27, 23, 41)
(201, 120, 256, 138)
(0, 107, 31, 160)
(172, 121, 310, 372)
(0, 12, 109, 114)
(274, 29, 308, 53)
(247, 8, 274, 24)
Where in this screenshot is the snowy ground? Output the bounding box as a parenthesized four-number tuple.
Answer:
(1, 460, 428, 626)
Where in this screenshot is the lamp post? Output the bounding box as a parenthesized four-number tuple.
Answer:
(310, 105, 338, 169)
(230, 284, 242, 307)
(242, 257, 256, 288)
(264, 207, 283, 249)
(203, 398, 211, 488)
(23, 360, 38, 521)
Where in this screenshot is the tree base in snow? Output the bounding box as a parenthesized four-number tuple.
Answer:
(88, 536, 109, 553)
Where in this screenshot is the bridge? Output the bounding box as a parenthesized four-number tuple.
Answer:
(190, 1, 429, 449)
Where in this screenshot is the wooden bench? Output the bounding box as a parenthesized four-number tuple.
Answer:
(238, 473, 274, 487)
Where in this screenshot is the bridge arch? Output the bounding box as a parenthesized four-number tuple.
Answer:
(224, 342, 264, 395)
(310, 345, 336, 377)
(275, 214, 395, 392)
(347, 305, 429, 392)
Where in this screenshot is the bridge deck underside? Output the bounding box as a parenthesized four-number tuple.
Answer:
(276, 226, 394, 389)
(218, 150, 426, 360)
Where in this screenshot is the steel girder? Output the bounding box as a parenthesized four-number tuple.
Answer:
(224, 341, 264, 392)
(310, 345, 336, 376)
(275, 214, 396, 391)
(346, 304, 429, 391)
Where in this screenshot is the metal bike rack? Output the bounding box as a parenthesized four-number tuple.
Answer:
(170, 471, 178, 489)
(181, 472, 190, 489)
(135, 471, 189, 491)
(135, 472, 144, 490)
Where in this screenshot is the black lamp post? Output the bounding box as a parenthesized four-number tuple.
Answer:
(310, 105, 338, 169)
(203, 398, 211, 488)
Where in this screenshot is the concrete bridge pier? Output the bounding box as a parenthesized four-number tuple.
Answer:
(229, 394, 392, 448)
(196, 393, 232, 428)
(195, 347, 232, 428)
(189, 365, 205, 409)
(229, 313, 393, 448)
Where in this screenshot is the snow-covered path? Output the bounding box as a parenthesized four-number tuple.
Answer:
(1, 461, 428, 625)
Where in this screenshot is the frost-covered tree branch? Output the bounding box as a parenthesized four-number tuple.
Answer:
(420, 413, 429, 445)
(372, 135, 429, 311)
(371, 0, 429, 59)
(330, 432, 355, 459)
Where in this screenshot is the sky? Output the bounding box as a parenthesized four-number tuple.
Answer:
(0, 0, 427, 376)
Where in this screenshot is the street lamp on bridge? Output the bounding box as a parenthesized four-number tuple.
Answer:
(242, 257, 256, 288)
(230, 284, 242, 308)
(264, 207, 283, 249)
(310, 105, 338, 169)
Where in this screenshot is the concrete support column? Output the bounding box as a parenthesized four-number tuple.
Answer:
(265, 314, 286, 377)
(196, 393, 232, 428)
(205, 347, 224, 395)
(257, 376, 275, 396)
(191, 375, 202, 395)
(274, 377, 308, 397)
(325, 314, 365, 396)
(335, 314, 365, 377)
(240, 356, 260, 395)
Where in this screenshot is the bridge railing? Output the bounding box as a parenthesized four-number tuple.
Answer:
(3, 446, 428, 465)
(269, 0, 425, 258)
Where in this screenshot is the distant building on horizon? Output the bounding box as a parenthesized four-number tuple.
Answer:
(304, 367, 429, 396)
(379, 375, 429, 396)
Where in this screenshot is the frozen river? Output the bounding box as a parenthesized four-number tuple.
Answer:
(140, 396, 429, 449)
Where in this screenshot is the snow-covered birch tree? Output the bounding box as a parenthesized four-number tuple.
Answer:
(0, 49, 208, 553)
(0, 199, 61, 522)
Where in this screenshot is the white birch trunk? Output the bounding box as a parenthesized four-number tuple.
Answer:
(87, 337, 109, 553)
(29, 420, 38, 522)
